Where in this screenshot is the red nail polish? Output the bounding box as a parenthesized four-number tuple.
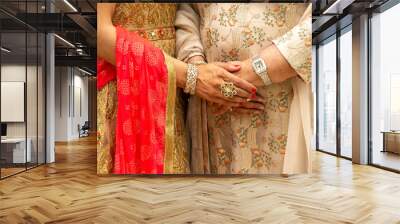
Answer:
(251, 88, 256, 94)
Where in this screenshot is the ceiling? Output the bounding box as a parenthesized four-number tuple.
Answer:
(312, 0, 391, 43)
(1, 0, 396, 74)
(0, 0, 97, 73)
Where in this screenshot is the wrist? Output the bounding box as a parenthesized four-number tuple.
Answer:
(183, 63, 199, 95)
(243, 59, 264, 87)
(250, 55, 272, 87)
(243, 59, 256, 76)
(173, 58, 188, 89)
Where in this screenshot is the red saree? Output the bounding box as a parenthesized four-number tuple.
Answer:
(97, 26, 169, 174)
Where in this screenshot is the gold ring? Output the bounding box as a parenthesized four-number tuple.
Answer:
(220, 82, 238, 98)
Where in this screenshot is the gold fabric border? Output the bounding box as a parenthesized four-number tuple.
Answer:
(163, 54, 176, 174)
(97, 81, 117, 175)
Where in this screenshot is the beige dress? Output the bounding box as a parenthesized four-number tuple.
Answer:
(176, 3, 313, 174)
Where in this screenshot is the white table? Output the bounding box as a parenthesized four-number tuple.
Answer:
(1, 138, 31, 163)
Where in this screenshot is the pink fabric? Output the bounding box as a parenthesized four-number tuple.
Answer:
(97, 26, 169, 174)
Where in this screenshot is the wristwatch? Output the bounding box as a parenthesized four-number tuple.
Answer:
(251, 56, 272, 86)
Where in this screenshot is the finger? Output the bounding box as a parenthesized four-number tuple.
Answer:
(228, 61, 241, 67)
(239, 101, 265, 110)
(224, 71, 257, 95)
(212, 97, 240, 108)
(214, 62, 241, 73)
(215, 83, 247, 103)
(236, 88, 252, 99)
(220, 95, 247, 103)
(246, 94, 266, 104)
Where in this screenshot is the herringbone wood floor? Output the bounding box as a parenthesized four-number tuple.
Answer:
(1, 136, 400, 224)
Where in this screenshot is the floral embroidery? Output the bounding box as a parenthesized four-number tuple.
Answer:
(277, 90, 290, 112)
(265, 88, 291, 112)
(237, 127, 249, 147)
(215, 113, 230, 127)
(205, 28, 220, 48)
(220, 48, 240, 62)
(268, 134, 288, 155)
(250, 148, 272, 169)
(250, 113, 263, 128)
(216, 148, 231, 167)
(262, 5, 288, 27)
(218, 5, 239, 26)
(242, 26, 266, 48)
(266, 91, 279, 112)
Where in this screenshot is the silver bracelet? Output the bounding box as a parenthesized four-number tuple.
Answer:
(184, 64, 199, 95)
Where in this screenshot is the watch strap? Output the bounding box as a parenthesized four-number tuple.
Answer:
(252, 56, 272, 86)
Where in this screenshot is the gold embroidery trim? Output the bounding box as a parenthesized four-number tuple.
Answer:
(163, 53, 176, 174)
(134, 27, 176, 42)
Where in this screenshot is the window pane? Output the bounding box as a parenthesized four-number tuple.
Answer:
(1, 31, 27, 177)
(371, 3, 400, 171)
(340, 28, 352, 158)
(318, 36, 337, 154)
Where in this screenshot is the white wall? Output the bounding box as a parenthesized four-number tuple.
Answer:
(54, 67, 89, 141)
(1, 65, 38, 138)
(55, 66, 69, 141)
(1, 64, 45, 164)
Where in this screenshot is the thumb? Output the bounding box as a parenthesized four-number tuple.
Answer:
(213, 61, 241, 73)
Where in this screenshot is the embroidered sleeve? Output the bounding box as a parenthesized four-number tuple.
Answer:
(272, 4, 312, 83)
(175, 4, 206, 62)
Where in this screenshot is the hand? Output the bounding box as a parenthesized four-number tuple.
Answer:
(229, 60, 265, 87)
(209, 61, 266, 116)
(194, 62, 257, 108)
(210, 94, 266, 116)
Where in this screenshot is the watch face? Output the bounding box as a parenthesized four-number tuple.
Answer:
(253, 58, 266, 74)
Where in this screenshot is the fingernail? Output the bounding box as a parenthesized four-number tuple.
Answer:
(246, 98, 251, 102)
(251, 88, 257, 93)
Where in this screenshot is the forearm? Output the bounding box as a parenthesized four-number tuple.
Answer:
(167, 55, 188, 89)
(97, 3, 116, 65)
(240, 43, 297, 86)
(259, 43, 297, 83)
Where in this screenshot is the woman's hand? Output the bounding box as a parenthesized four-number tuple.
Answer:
(205, 61, 265, 116)
(210, 94, 266, 116)
(194, 62, 257, 108)
(229, 60, 265, 87)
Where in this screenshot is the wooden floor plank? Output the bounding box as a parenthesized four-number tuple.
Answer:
(0, 136, 400, 223)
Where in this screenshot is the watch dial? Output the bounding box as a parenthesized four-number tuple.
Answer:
(255, 60, 264, 73)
